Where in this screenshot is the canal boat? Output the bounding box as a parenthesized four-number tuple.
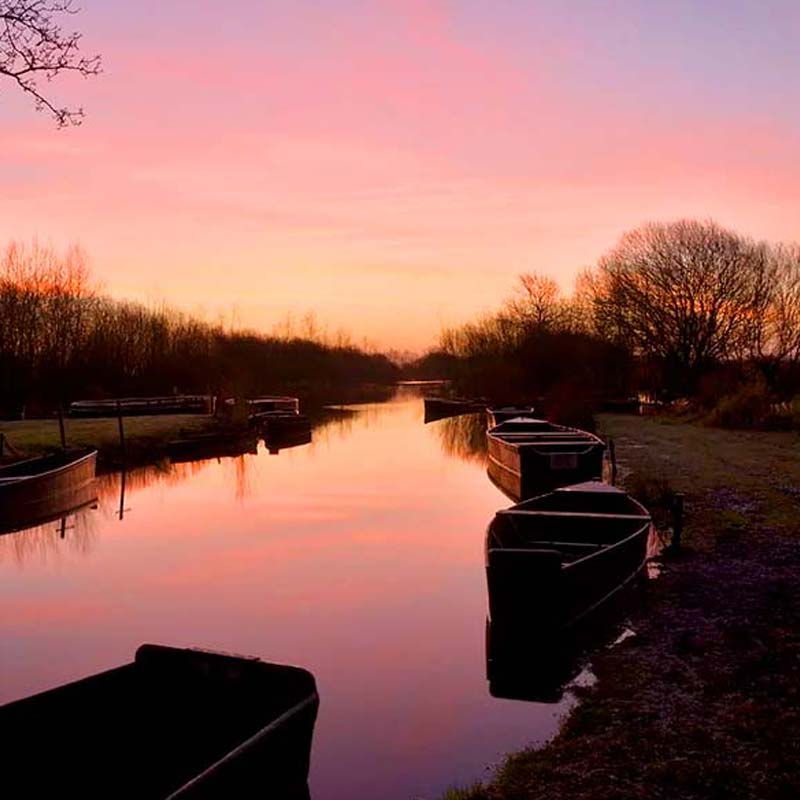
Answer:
(423, 396, 487, 423)
(70, 396, 210, 418)
(0, 448, 97, 534)
(0, 644, 319, 799)
(486, 405, 537, 427)
(486, 417, 605, 499)
(486, 481, 652, 643)
(264, 425, 313, 455)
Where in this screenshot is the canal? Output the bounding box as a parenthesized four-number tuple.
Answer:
(0, 386, 572, 799)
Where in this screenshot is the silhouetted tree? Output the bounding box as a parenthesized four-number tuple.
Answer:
(592, 220, 772, 393)
(0, 0, 100, 126)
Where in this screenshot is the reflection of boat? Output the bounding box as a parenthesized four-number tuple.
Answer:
(486, 405, 536, 427)
(167, 431, 258, 463)
(0, 644, 319, 799)
(264, 426, 313, 455)
(486, 482, 651, 643)
(423, 396, 486, 423)
(0, 448, 97, 534)
(486, 417, 605, 499)
(69, 396, 210, 417)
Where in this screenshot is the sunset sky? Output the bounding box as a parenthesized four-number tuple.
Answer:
(2, 0, 799, 350)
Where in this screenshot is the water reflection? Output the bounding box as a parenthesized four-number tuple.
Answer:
(0, 388, 567, 800)
(432, 412, 488, 465)
(0, 505, 99, 565)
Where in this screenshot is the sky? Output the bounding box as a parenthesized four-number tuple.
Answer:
(2, 0, 799, 351)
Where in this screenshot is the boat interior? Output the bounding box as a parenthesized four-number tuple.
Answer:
(0, 448, 93, 480)
(490, 511, 649, 561)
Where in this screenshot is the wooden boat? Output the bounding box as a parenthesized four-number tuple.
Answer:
(70, 396, 210, 418)
(486, 417, 605, 500)
(0, 448, 97, 534)
(0, 644, 319, 799)
(253, 411, 310, 431)
(225, 396, 300, 418)
(423, 396, 487, 423)
(486, 405, 537, 427)
(486, 482, 652, 644)
(167, 431, 258, 464)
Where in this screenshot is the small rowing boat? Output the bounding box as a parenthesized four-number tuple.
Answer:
(486, 417, 605, 500)
(0, 447, 97, 534)
(486, 481, 652, 642)
(0, 644, 319, 799)
(423, 396, 487, 423)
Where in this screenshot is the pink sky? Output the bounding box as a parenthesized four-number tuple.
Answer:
(2, 1, 799, 350)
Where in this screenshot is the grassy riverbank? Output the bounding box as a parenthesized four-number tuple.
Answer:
(0, 414, 217, 471)
(449, 414, 800, 800)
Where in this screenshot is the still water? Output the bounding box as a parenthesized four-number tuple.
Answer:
(0, 387, 570, 800)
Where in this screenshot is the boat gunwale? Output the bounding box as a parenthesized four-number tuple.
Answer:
(0, 448, 97, 484)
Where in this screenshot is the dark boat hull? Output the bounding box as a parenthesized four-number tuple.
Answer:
(423, 397, 486, 423)
(0, 448, 97, 534)
(486, 484, 652, 640)
(0, 644, 318, 799)
(167, 432, 258, 463)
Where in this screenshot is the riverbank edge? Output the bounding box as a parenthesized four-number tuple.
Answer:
(443, 413, 800, 800)
(0, 406, 355, 474)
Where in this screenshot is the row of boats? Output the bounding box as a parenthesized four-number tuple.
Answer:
(426, 399, 656, 702)
(0, 395, 654, 797)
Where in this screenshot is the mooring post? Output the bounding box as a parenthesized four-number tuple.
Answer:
(671, 493, 685, 549)
(116, 400, 126, 461)
(57, 406, 67, 450)
(608, 437, 617, 485)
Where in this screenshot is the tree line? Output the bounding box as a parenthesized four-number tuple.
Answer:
(0, 240, 398, 418)
(434, 219, 800, 418)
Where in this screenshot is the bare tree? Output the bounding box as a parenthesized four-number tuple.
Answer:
(592, 219, 772, 392)
(1, 1, 100, 126)
(753, 243, 800, 367)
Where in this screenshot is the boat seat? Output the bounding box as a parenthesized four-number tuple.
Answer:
(522, 540, 607, 550)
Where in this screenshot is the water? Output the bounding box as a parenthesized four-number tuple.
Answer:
(0, 387, 569, 799)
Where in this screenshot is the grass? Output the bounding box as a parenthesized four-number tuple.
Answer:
(0, 414, 216, 471)
(444, 412, 800, 800)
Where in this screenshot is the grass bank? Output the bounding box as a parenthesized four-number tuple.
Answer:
(0, 414, 217, 471)
(448, 413, 800, 800)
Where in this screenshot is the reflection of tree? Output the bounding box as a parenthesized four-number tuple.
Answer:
(433, 412, 487, 464)
(0, 508, 97, 565)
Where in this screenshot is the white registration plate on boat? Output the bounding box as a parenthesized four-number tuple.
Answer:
(550, 453, 578, 470)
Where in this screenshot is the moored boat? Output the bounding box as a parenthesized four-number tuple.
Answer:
(486, 481, 652, 643)
(70, 396, 210, 418)
(0, 644, 319, 799)
(486, 417, 605, 500)
(423, 396, 487, 423)
(0, 447, 97, 534)
(486, 404, 537, 427)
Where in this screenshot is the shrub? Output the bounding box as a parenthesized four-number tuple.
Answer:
(705, 380, 771, 429)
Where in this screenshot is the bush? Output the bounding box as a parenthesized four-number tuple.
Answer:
(705, 380, 771, 429)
